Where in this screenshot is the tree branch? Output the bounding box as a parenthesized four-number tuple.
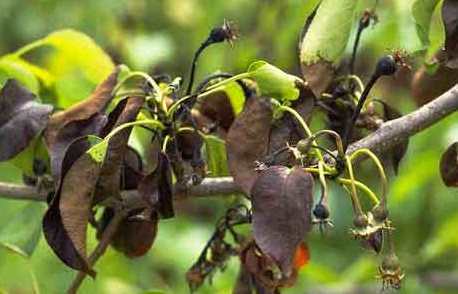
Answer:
(0, 84, 457, 204)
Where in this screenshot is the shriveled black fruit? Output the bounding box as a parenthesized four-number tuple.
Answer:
(313, 203, 330, 220)
(375, 55, 397, 77)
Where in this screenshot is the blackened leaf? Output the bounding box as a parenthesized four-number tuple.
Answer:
(442, 0, 458, 68)
(110, 210, 158, 258)
(138, 152, 174, 219)
(196, 89, 236, 132)
(43, 136, 107, 274)
(94, 96, 144, 204)
(45, 66, 120, 179)
(440, 142, 458, 187)
(378, 100, 409, 174)
(0, 202, 46, 258)
(0, 80, 53, 161)
(251, 166, 314, 276)
(226, 97, 273, 195)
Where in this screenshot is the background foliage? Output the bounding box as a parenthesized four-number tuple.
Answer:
(0, 0, 457, 293)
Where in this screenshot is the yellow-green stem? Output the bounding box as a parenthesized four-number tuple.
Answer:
(345, 156, 364, 215)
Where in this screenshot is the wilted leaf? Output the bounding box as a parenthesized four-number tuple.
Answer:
(247, 61, 300, 101)
(122, 147, 144, 190)
(377, 100, 409, 174)
(43, 136, 107, 274)
(138, 152, 174, 219)
(440, 142, 458, 187)
(442, 0, 458, 68)
(412, 0, 441, 46)
(0, 80, 53, 161)
(300, 0, 358, 95)
(411, 56, 458, 105)
(99, 208, 158, 258)
(0, 202, 46, 258)
(227, 97, 273, 195)
(251, 166, 314, 276)
(45, 67, 120, 179)
(94, 96, 144, 204)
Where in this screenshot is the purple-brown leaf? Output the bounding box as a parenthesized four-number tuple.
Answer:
(226, 97, 273, 195)
(251, 166, 314, 276)
(0, 80, 53, 161)
(45, 67, 120, 179)
(43, 136, 102, 275)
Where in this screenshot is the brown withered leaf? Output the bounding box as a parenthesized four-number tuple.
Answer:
(411, 55, 458, 105)
(42, 137, 102, 275)
(110, 210, 158, 258)
(94, 96, 144, 204)
(251, 166, 314, 276)
(196, 90, 235, 132)
(226, 97, 273, 195)
(440, 142, 458, 187)
(377, 100, 409, 174)
(442, 0, 458, 68)
(45, 66, 120, 179)
(301, 61, 335, 97)
(122, 147, 144, 190)
(138, 152, 174, 219)
(0, 80, 53, 161)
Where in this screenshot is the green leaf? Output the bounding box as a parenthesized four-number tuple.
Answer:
(0, 57, 40, 93)
(10, 29, 115, 108)
(412, 0, 441, 46)
(215, 81, 245, 115)
(204, 135, 228, 177)
(300, 0, 358, 66)
(0, 202, 46, 258)
(86, 136, 108, 164)
(247, 60, 300, 101)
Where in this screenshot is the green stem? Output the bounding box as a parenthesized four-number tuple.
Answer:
(350, 148, 387, 206)
(12, 39, 48, 57)
(338, 178, 379, 205)
(202, 72, 252, 92)
(105, 119, 164, 142)
(345, 156, 364, 215)
(112, 72, 161, 97)
(318, 161, 328, 204)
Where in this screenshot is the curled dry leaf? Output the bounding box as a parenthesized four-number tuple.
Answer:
(94, 96, 144, 204)
(226, 97, 273, 195)
(122, 147, 144, 190)
(45, 66, 120, 179)
(411, 53, 458, 105)
(138, 151, 174, 219)
(442, 0, 458, 68)
(99, 208, 158, 258)
(0, 79, 53, 161)
(43, 136, 105, 275)
(251, 166, 313, 277)
(196, 89, 236, 132)
(440, 142, 458, 187)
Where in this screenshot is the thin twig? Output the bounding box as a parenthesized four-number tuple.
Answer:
(67, 209, 128, 294)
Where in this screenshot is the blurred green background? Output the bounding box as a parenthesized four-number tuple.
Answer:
(0, 0, 457, 293)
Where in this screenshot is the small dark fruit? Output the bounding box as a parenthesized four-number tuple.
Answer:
(313, 203, 330, 220)
(375, 55, 397, 77)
